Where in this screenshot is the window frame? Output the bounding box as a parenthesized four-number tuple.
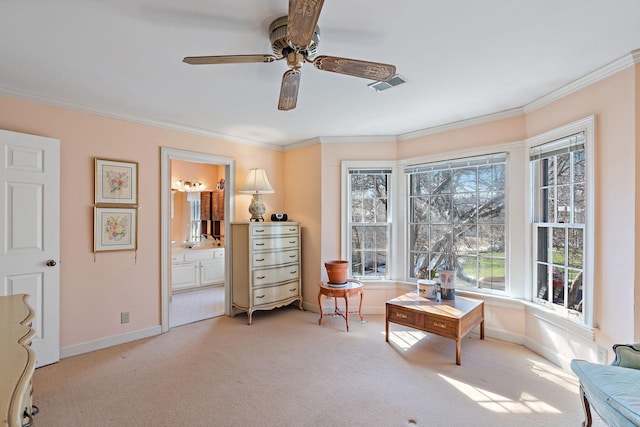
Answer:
(404, 153, 509, 293)
(525, 116, 595, 327)
(341, 161, 396, 280)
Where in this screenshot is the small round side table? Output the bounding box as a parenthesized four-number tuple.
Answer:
(317, 279, 364, 332)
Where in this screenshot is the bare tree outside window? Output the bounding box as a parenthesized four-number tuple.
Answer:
(407, 154, 507, 291)
(349, 169, 391, 279)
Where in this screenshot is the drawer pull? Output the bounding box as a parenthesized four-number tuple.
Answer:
(257, 276, 266, 279)
(289, 240, 296, 244)
(289, 255, 296, 258)
(256, 258, 265, 262)
(289, 288, 297, 292)
(256, 243, 265, 246)
(289, 270, 297, 274)
(256, 294, 265, 299)
(395, 312, 408, 319)
(288, 228, 296, 231)
(256, 229, 265, 233)
(433, 321, 447, 329)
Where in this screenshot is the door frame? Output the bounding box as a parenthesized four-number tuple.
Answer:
(160, 147, 235, 333)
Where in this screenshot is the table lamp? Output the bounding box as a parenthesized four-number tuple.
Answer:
(239, 168, 274, 222)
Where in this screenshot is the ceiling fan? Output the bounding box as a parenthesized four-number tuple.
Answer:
(183, 0, 397, 111)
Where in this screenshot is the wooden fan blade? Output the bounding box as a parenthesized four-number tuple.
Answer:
(183, 54, 277, 65)
(288, 0, 324, 49)
(278, 69, 301, 111)
(313, 55, 396, 81)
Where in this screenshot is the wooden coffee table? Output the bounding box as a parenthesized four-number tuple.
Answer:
(386, 292, 484, 365)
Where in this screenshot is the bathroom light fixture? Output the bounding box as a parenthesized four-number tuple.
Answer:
(239, 168, 274, 222)
(174, 179, 206, 192)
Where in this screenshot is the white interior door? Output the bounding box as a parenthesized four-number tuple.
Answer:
(0, 129, 60, 367)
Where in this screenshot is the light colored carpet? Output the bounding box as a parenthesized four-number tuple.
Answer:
(169, 285, 225, 328)
(34, 306, 604, 426)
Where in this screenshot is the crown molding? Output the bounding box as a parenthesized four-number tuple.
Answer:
(0, 86, 286, 152)
(396, 107, 525, 141)
(524, 48, 640, 114)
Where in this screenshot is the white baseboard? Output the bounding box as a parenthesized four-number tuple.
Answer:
(60, 326, 162, 359)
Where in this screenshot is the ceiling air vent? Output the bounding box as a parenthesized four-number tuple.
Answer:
(368, 74, 406, 92)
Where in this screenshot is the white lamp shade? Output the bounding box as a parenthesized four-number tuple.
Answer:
(239, 169, 275, 194)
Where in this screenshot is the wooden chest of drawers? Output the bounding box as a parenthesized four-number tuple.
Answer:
(231, 222, 303, 324)
(386, 292, 484, 365)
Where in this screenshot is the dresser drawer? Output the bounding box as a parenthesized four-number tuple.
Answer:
(252, 249, 299, 268)
(253, 265, 300, 286)
(387, 306, 419, 327)
(252, 281, 300, 306)
(251, 224, 299, 237)
(252, 236, 299, 251)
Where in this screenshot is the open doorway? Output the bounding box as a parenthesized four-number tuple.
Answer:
(160, 148, 235, 333)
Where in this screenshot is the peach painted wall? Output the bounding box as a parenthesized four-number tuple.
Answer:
(526, 67, 637, 352)
(0, 95, 284, 350)
(283, 144, 321, 307)
(398, 115, 527, 158)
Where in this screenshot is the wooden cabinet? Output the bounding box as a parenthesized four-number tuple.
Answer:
(231, 222, 303, 324)
(1, 294, 37, 427)
(172, 248, 225, 291)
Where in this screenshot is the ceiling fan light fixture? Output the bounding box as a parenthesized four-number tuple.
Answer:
(368, 74, 407, 92)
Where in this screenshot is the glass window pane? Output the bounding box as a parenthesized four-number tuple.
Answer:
(567, 270, 583, 312)
(453, 193, 477, 223)
(412, 173, 429, 196)
(375, 175, 388, 198)
(536, 227, 549, 263)
(362, 199, 374, 223)
(478, 256, 505, 290)
(428, 195, 451, 223)
(568, 228, 583, 269)
(375, 198, 388, 222)
(574, 150, 586, 184)
(410, 196, 429, 222)
(557, 185, 571, 223)
(552, 266, 566, 305)
(536, 263, 551, 300)
(552, 228, 565, 265)
(351, 199, 362, 223)
(557, 153, 571, 184)
(351, 251, 363, 276)
(409, 224, 429, 252)
(429, 170, 451, 194)
(544, 157, 555, 186)
(574, 183, 585, 224)
(547, 187, 556, 223)
(454, 168, 477, 193)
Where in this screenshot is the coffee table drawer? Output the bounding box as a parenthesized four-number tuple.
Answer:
(423, 316, 458, 339)
(387, 306, 419, 327)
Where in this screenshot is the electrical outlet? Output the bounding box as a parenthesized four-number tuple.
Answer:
(121, 311, 130, 324)
(597, 345, 608, 364)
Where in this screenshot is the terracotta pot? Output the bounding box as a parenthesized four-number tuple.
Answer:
(325, 260, 349, 284)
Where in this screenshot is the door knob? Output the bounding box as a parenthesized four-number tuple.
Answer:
(46, 259, 57, 267)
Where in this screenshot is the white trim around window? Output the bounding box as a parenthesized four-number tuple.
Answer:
(524, 115, 596, 328)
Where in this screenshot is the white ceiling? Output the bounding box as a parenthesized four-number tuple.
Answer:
(2, 1, 640, 148)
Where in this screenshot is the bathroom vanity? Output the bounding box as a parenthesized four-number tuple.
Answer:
(172, 247, 225, 291)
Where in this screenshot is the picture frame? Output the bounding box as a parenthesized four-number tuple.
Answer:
(94, 207, 137, 252)
(95, 158, 138, 205)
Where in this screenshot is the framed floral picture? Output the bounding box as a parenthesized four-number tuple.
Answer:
(94, 207, 137, 251)
(95, 158, 138, 205)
